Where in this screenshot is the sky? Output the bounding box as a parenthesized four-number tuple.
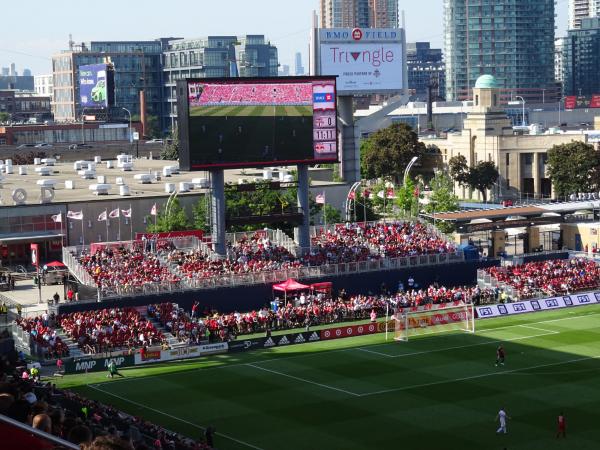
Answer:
(0, 0, 569, 76)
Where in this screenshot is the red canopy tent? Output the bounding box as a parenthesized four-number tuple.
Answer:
(272, 279, 310, 304)
(44, 261, 66, 268)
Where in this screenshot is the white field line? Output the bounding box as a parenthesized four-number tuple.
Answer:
(88, 384, 266, 450)
(518, 324, 560, 334)
(245, 363, 361, 397)
(356, 330, 557, 359)
(358, 355, 600, 397)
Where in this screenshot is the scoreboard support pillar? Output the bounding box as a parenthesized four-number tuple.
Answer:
(210, 169, 227, 257)
(338, 96, 360, 183)
(296, 164, 310, 254)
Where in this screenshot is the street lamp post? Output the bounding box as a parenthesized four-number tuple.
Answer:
(404, 156, 419, 187)
(515, 96, 526, 126)
(558, 97, 564, 127)
(120, 107, 132, 143)
(81, 107, 90, 144)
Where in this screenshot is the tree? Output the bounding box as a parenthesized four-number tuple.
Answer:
(467, 161, 499, 203)
(395, 178, 419, 217)
(448, 156, 499, 202)
(361, 123, 426, 183)
(146, 198, 191, 232)
(321, 204, 342, 224)
(161, 125, 179, 160)
(0, 112, 10, 123)
(546, 141, 600, 198)
(423, 171, 459, 233)
(192, 195, 210, 232)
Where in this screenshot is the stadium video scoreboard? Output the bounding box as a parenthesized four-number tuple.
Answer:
(176, 76, 338, 171)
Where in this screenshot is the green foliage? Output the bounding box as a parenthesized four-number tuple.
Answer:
(192, 195, 210, 232)
(321, 203, 342, 224)
(423, 171, 459, 234)
(0, 112, 10, 122)
(448, 156, 499, 202)
(146, 198, 191, 232)
(395, 178, 419, 218)
(546, 141, 600, 198)
(160, 125, 179, 160)
(361, 123, 426, 183)
(132, 114, 161, 139)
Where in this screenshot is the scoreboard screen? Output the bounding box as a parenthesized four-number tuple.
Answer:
(177, 77, 338, 170)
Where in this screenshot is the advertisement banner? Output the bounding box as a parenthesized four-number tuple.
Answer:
(320, 323, 379, 340)
(261, 331, 321, 349)
(475, 291, 600, 319)
(79, 64, 109, 108)
(228, 338, 267, 353)
(319, 28, 404, 94)
(65, 355, 134, 374)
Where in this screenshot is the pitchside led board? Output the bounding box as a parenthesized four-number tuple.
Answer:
(176, 77, 338, 171)
(79, 64, 115, 108)
(318, 28, 404, 95)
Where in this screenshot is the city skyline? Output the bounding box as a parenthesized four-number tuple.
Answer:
(0, 0, 569, 76)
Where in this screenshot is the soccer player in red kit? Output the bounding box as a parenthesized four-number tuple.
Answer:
(495, 344, 505, 367)
(556, 412, 566, 438)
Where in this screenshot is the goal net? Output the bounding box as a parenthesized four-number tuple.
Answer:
(388, 302, 475, 342)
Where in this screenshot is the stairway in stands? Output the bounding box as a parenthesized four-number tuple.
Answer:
(56, 329, 84, 358)
(138, 305, 187, 349)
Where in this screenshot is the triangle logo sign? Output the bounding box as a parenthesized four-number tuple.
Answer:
(294, 334, 305, 344)
(351, 52, 361, 61)
(278, 336, 289, 345)
(264, 337, 275, 347)
(309, 332, 320, 341)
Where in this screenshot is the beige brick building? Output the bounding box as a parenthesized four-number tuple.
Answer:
(422, 74, 591, 202)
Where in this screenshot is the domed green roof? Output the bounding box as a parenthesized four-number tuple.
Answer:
(474, 74, 498, 89)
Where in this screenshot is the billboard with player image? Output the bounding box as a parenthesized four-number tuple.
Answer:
(177, 77, 338, 170)
(79, 64, 115, 108)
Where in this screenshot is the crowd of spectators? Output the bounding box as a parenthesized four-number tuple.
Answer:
(484, 258, 600, 298)
(57, 307, 164, 354)
(15, 313, 69, 359)
(76, 223, 457, 290)
(0, 352, 211, 449)
(147, 303, 207, 345)
(78, 248, 180, 290)
(191, 83, 312, 106)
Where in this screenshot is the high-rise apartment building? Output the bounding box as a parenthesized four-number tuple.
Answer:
(294, 52, 305, 75)
(319, 0, 397, 28)
(444, 0, 556, 103)
(34, 74, 54, 99)
(163, 35, 278, 130)
(562, 17, 600, 96)
(569, 0, 600, 29)
(407, 42, 445, 101)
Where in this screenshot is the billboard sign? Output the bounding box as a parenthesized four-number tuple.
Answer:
(79, 64, 109, 108)
(564, 95, 600, 110)
(319, 28, 404, 94)
(177, 76, 338, 170)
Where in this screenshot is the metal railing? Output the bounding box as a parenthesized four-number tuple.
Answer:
(0, 413, 79, 449)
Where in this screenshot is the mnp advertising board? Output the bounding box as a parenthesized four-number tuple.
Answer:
(318, 28, 405, 95)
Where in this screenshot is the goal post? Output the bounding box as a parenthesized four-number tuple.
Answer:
(387, 302, 475, 342)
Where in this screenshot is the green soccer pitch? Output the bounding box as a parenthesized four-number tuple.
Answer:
(189, 104, 313, 117)
(57, 305, 600, 450)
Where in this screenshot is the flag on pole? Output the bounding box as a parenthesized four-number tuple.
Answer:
(377, 190, 385, 199)
(150, 204, 158, 216)
(347, 191, 356, 200)
(121, 208, 132, 218)
(362, 189, 370, 199)
(98, 211, 108, 222)
(386, 187, 395, 199)
(51, 213, 62, 223)
(315, 193, 326, 204)
(67, 211, 83, 220)
(109, 208, 120, 219)
(413, 186, 420, 198)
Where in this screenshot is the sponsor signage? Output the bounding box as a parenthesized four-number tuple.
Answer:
(134, 343, 228, 365)
(475, 291, 600, 318)
(79, 64, 113, 108)
(65, 355, 133, 374)
(319, 28, 404, 94)
(261, 331, 321, 349)
(564, 95, 600, 110)
(228, 338, 267, 353)
(320, 323, 378, 340)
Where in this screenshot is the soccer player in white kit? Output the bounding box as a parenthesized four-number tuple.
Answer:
(496, 408, 510, 434)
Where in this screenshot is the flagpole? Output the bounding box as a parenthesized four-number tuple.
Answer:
(105, 209, 109, 243)
(118, 209, 122, 242)
(129, 203, 133, 241)
(60, 213, 65, 247)
(81, 217, 85, 249)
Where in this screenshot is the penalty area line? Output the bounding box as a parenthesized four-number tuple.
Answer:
(358, 354, 600, 397)
(87, 384, 265, 450)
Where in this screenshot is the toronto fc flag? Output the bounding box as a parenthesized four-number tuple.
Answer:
(109, 208, 120, 219)
(67, 211, 83, 220)
(51, 213, 62, 223)
(150, 204, 158, 216)
(315, 193, 326, 204)
(121, 208, 132, 218)
(98, 211, 107, 222)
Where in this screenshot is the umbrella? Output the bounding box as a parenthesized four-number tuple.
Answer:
(45, 261, 66, 268)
